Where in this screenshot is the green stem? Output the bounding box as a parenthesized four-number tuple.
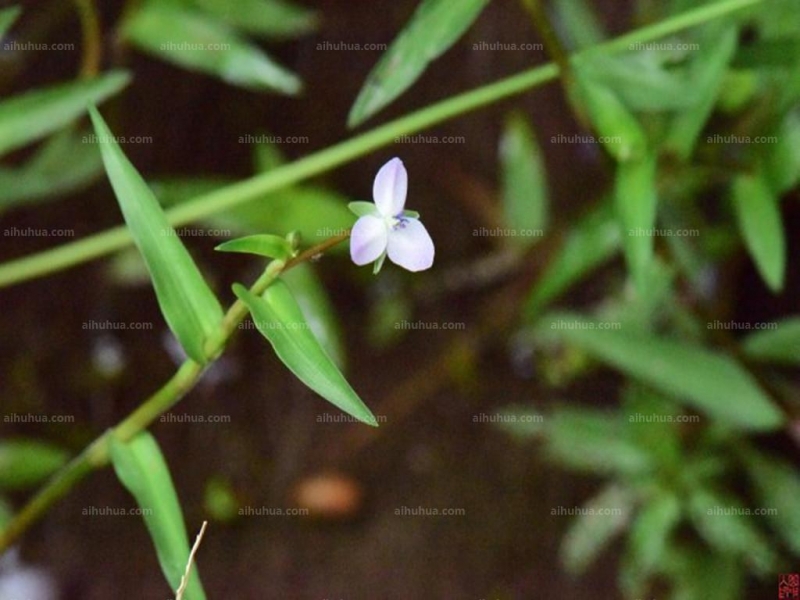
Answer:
(73, 0, 101, 78)
(0, 232, 350, 554)
(0, 0, 761, 289)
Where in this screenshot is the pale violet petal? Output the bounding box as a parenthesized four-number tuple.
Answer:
(372, 157, 407, 217)
(386, 218, 434, 272)
(350, 215, 389, 266)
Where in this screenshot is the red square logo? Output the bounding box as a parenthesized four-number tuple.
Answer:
(779, 574, 800, 599)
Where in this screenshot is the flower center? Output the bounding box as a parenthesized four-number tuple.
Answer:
(389, 215, 409, 231)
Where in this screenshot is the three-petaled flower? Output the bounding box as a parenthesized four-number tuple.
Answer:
(349, 158, 435, 273)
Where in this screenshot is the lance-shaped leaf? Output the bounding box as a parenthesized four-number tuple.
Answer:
(500, 111, 548, 246)
(665, 26, 737, 160)
(570, 70, 648, 162)
(282, 263, 347, 369)
(741, 317, 800, 365)
(561, 484, 636, 574)
(215, 234, 294, 261)
(731, 171, 786, 292)
(123, 3, 300, 94)
(347, 0, 491, 127)
(0, 70, 129, 158)
(764, 110, 800, 194)
(524, 202, 620, 319)
(0, 128, 104, 212)
(553, 0, 605, 50)
(110, 432, 207, 600)
(0, 6, 21, 38)
(545, 313, 784, 431)
(234, 281, 377, 426)
(191, 0, 319, 39)
(615, 152, 658, 292)
(0, 439, 68, 491)
(90, 108, 224, 364)
(742, 449, 800, 556)
(626, 492, 681, 573)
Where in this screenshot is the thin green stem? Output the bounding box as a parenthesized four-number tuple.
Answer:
(521, 0, 574, 88)
(0, 233, 350, 554)
(73, 0, 101, 78)
(0, 0, 761, 289)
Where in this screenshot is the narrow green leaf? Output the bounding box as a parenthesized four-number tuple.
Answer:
(741, 317, 800, 365)
(0, 128, 104, 212)
(191, 0, 319, 39)
(546, 313, 784, 431)
(234, 281, 377, 426)
(0, 439, 69, 491)
(688, 488, 776, 574)
(500, 111, 548, 246)
(0, 6, 21, 38)
(90, 108, 224, 364)
(742, 449, 800, 556)
(665, 26, 738, 160)
(347, 0, 491, 127)
(123, 3, 301, 94)
(571, 70, 648, 162)
(731, 172, 786, 292)
(561, 484, 636, 574)
(524, 202, 620, 318)
(627, 492, 681, 573)
(348, 201, 379, 217)
(282, 263, 347, 369)
(109, 432, 206, 600)
(545, 408, 652, 475)
(615, 152, 658, 292)
(553, 0, 605, 50)
(764, 110, 800, 194)
(0, 70, 130, 158)
(215, 234, 293, 260)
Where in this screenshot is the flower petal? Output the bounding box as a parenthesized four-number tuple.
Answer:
(350, 215, 389, 266)
(387, 218, 434, 272)
(373, 157, 407, 217)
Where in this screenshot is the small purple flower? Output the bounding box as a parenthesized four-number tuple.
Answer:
(349, 158, 434, 274)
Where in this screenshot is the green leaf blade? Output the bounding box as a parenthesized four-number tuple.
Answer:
(0, 71, 130, 158)
(215, 234, 293, 260)
(235, 281, 377, 426)
(741, 317, 800, 365)
(110, 432, 207, 600)
(347, 0, 491, 127)
(731, 172, 786, 292)
(90, 108, 224, 364)
(0, 439, 68, 491)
